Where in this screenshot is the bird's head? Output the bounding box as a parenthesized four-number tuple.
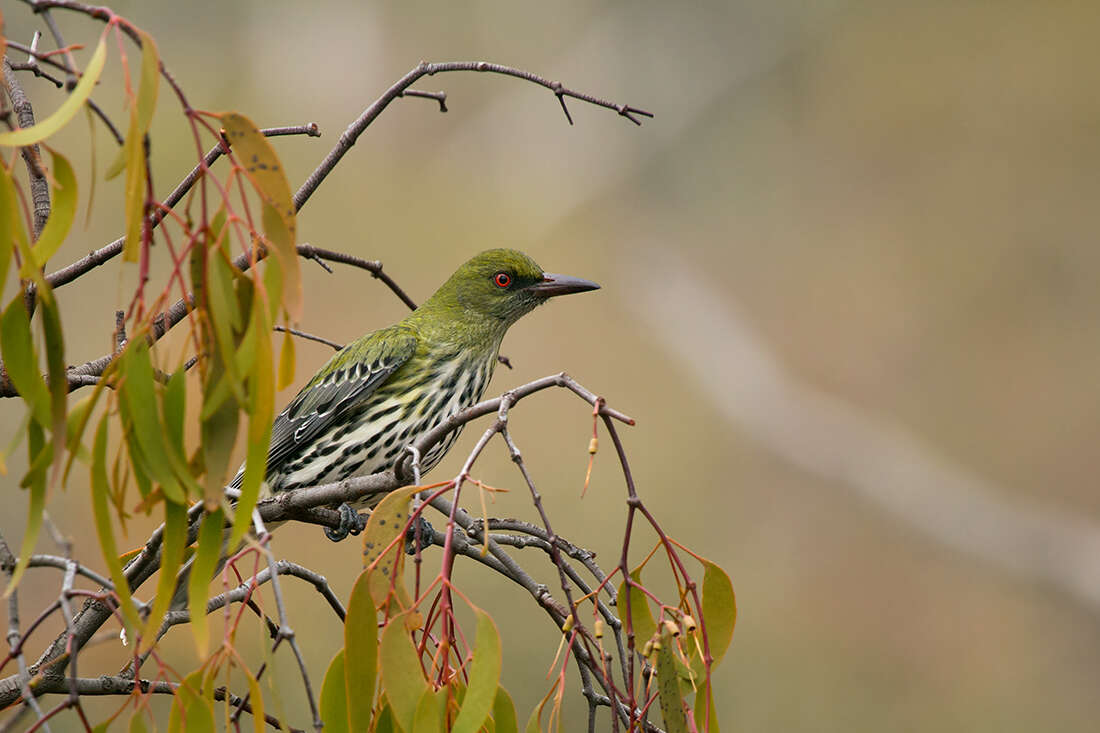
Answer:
(419, 248, 600, 332)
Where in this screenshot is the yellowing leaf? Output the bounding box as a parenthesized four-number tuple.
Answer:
(452, 608, 503, 733)
(219, 112, 301, 321)
(120, 118, 147, 262)
(361, 485, 420, 611)
(134, 30, 160, 134)
(0, 31, 108, 147)
(90, 415, 142, 632)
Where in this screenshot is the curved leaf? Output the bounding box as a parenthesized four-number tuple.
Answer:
(320, 649, 350, 733)
(90, 415, 142, 631)
(345, 569, 379, 731)
(361, 485, 419, 611)
(452, 608, 502, 733)
(492, 687, 519, 733)
(188, 507, 225, 658)
(220, 111, 301, 321)
(0, 31, 108, 147)
(380, 611, 428, 732)
(701, 557, 736, 665)
(168, 670, 215, 733)
(412, 687, 448, 733)
(29, 149, 77, 267)
(141, 500, 186, 652)
(617, 567, 657, 646)
(656, 627, 689, 733)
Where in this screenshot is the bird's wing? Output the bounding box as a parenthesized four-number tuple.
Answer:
(262, 325, 418, 477)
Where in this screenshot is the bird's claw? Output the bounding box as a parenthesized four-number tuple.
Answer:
(405, 516, 435, 555)
(324, 503, 366, 542)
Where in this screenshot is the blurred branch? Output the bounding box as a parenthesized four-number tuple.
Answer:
(627, 250, 1100, 611)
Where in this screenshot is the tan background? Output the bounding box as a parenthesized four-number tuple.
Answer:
(4, 0, 1100, 730)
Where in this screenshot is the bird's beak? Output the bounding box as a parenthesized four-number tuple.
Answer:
(526, 273, 601, 298)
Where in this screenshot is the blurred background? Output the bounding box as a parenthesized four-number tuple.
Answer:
(4, 0, 1100, 729)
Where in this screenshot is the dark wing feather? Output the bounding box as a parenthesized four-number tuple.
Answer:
(260, 325, 418, 480)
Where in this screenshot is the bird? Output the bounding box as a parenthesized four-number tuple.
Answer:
(230, 247, 599, 541)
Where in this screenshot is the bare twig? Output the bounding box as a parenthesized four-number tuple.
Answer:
(293, 60, 650, 211)
(1, 57, 51, 238)
(273, 325, 343, 351)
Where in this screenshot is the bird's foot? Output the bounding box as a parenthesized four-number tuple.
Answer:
(405, 516, 435, 555)
(324, 503, 367, 542)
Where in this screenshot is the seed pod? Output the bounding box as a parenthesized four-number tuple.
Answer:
(663, 619, 681, 637)
(683, 614, 697, 633)
(562, 614, 575, 632)
(588, 437, 598, 454)
(594, 618, 605, 639)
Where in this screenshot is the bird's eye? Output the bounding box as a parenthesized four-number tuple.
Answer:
(493, 272, 512, 288)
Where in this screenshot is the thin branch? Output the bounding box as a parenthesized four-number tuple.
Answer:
(293, 60, 649, 210)
(1, 57, 51, 239)
(41, 123, 321, 290)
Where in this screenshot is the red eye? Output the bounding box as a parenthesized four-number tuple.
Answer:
(494, 272, 512, 288)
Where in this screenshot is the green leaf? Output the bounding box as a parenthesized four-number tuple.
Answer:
(220, 112, 301, 321)
(492, 687, 519, 733)
(380, 611, 428, 732)
(320, 649, 350, 733)
(412, 687, 448, 733)
(168, 670, 215, 733)
(0, 31, 108, 146)
(492, 686, 521, 730)
(29, 149, 77, 267)
(163, 368, 186, 460)
(1, 295, 50, 428)
(452, 608, 503, 733)
(375, 703, 398, 733)
(656, 627, 689, 733)
(6, 421, 47, 593)
(345, 569, 379, 731)
(0, 165, 24, 304)
(230, 300, 274, 548)
(120, 121, 147, 262)
(141, 500, 187, 652)
(701, 558, 736, 665)
(188, 507, 224, 658)
(117, 340, 199, 502)
(694, 678, 720, 733)
(361, 485, 419, 612)
(618, 568, 657, 647)
(90, 415, 142, 632)
(129, 713, 150, 733)
(36, 286, 66, 485)
(134, 31, 160, 135)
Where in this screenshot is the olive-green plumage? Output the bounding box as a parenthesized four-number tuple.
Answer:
(231, 249, 599, 520)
